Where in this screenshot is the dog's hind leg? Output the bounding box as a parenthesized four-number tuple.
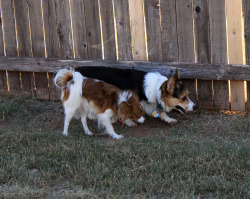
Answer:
(81, 112, 93, 136)
(63, 112, 74, 136)
(98, 114, 123, 139)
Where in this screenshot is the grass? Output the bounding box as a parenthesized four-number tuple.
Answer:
(0, 95, 249, 198)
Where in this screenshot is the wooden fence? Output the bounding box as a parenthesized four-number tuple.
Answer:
(0, 0, 249, 112)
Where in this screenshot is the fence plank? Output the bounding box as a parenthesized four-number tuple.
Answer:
(242, 0, 250, 111)
(226, 0, 245, 111)
(160, 0, 178, 62)
(182, 79, 197, 105)
(113, 0, 132, 60)
(42, 0, 60, 58)
(0, 71, 8, 94)
(176, 0, 194, 62)
(0, 5, 4, 55)
(84, 0, 102, 59)
(129, 0, 147, 61)
(193, 0, 213, 109)
(13, 0, 34, 96)
(53, 0, 74, 58)
(28, 0, 49, 100)
(209, 0, 229, 110)
(144, 0, 162, 61)
(70, 0, 88, 59)
(99, 0, 116, 60)
(0, 0, 21, 95)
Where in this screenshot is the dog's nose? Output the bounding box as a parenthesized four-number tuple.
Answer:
(193, 105, 198, 110)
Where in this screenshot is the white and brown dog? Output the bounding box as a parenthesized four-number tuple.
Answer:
(75, 67, 197, 124)
(54, 69, 144, 139)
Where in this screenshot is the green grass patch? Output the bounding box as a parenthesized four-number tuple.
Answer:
(0, 96, 249, 198)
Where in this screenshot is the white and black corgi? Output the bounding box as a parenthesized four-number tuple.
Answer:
(75, 67, 197, 124)
(54, 69, 144, 139)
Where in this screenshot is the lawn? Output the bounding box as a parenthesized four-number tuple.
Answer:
(0, 96, 249, 198)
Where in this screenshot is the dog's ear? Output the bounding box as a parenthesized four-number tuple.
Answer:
(118, 102, 131, 123)
(175, 69, 180, 80)
(166, 76, 175, 95)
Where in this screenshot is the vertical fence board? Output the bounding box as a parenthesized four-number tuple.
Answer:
(129, 0, 147, 61)
(144, 0, 162, 61)
(54, 0, 74, 58)
(14, 0, 34, 96)
(182, 79, 197, 105)
(70, 0, 88, 59)
(42, 1, 60, 100)
(84, 0, 102, 59)
(242, 0, 250, 111)
(160, 0, 178, 62)
(0, 71, 8, 94)
(209, 0, 229, 110)
(113, 0, 132, 60)
(193, 0, 213, 109)
(176, 0, 194, 62)
(175, 0, 196, 104)
(0, 5, 4, 55)
(42, 0, 60, 58)
(28, 0, 49, 100)
(0, 0, 21, 95)
(226, 0, 245, 111)
(0, 5, 7, 94)
(99, 0, 116, 60)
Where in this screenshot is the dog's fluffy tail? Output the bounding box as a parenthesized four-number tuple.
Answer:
(54, 68, 85, 97)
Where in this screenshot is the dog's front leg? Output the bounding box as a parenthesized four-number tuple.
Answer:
(159, 111, 177, 124)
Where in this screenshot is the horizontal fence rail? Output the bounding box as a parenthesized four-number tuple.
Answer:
(0, 0, 249, 111)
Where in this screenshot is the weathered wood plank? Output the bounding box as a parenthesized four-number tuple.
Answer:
(8, 71, 21, 95)
(48, 72, 60, 100)
(0, 0, 17, 56)
(175, 0, 194, 62)
(226, 0, 245, 111)
(242, 0, 250, 112)
(54, 0, 74, 58)
(13, 0, 34, 96)
(247, 81, 250, 111)
(21, 72, 34, 96)
(129, 0, 147, 61)
(193, 0, 212, 109)
(42, 0, 60, 58)
(113, 0, 132, 60)
(99, 0, 116, 60)
(28, 0, 49, 100)
(182, 79, 197, 105)
(13, 0, 32, 57)
(209, 0, 229, 110)
(144, 0, 162, 61)
(70, 0, 88, 59)
(0, 71, 8, 94)
(0, 57, 250, 81)
(35, 72, 49, 100)
(0, 5, 4, 56)
(84, 0, 102, 59)
(160, 0, 178, 62)
(0, 0, 21, 95)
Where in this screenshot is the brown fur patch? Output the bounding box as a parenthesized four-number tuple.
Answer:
(61, 72, 73, 103)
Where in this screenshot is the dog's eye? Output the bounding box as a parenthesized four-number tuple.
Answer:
(182, 97, 187, 101)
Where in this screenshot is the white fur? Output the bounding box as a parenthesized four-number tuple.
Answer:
(143, 72, 168, 104)
(137, 116, 145, 123)
(117, 90, 132, 105)
(187, 97, 196, 111)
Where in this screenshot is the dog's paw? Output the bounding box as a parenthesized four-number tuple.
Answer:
(62, 131, 68, 136)
(85, 130, 93, 136)
(125, 120, 137, 127)
(112, 134, 124, 139)
(167, 118, 178, 124)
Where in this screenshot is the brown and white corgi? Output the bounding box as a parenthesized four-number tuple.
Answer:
(54, 69, 144, 139)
